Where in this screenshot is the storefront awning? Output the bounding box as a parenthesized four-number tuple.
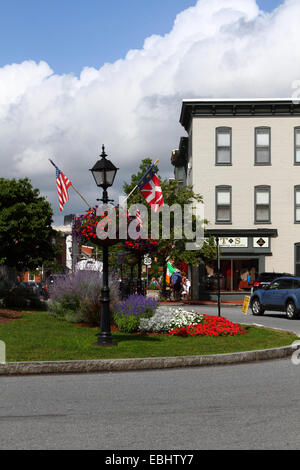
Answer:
(205, 228, 278, 238)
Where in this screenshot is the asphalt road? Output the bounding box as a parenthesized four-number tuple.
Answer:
(188, 304, 300, 336)
(0, 358, 300, 450)
(1, 303, 299, 450)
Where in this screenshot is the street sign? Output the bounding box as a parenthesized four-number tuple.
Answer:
(143, 255, 152, 266)
(242, 296, 251, 315)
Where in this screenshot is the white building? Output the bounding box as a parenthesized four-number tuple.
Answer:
(173, 99, 300, 300)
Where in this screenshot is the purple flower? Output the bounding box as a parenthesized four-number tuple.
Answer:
(115, 294, 158, 317)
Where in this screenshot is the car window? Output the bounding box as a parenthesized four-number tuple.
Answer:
(293, 279, 300, 289)
(277, 279, 294, 289)
(269, 281, 280, 290)
(259, 274, 274, 281)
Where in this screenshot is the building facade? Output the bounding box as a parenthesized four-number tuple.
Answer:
(173, 99, 300, 299)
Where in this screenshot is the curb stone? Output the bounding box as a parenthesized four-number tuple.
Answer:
(0, 345, 295, 376)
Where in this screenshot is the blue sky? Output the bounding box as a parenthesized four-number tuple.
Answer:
(0, 0, 283, 76)
(1, 0, 298, 222)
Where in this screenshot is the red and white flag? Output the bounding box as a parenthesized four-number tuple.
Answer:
(137, 164, 164, 213)
(50, 159, 72, 212)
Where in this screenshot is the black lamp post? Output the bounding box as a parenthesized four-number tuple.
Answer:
(216, 236, 221, 317)
(90, 145, 119, 347)
(137, 252, 142, 295)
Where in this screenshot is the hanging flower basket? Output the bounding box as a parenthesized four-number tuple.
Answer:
(126, 255, 139, 266)
(124, 238, 159, 255)
(72, 206, 121, 247)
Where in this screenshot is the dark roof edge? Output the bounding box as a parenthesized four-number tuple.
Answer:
(205, 228, 278, 238)
(180, 99, 300, 131)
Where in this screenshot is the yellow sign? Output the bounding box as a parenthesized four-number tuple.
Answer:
(242, 296, 251, 315)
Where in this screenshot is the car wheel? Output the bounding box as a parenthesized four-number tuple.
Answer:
(251, 298, 264, 316)
(286, 301, 298, 320)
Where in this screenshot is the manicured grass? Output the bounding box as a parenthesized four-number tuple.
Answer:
(0, 311, 298, 362)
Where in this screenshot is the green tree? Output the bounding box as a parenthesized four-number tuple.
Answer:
(0, 177, 57, 270)
(123, 159, 217, 293)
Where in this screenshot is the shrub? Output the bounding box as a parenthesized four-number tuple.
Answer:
(48, 270, 120, 325)
(113, 294, 158, 333)
(114, 314, 141, 333)
(115, 294, 158, 317)
(3, 284, 46, 309)
(47, 300, 82, 322)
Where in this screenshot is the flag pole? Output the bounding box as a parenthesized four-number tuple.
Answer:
(122, 159, 159, 205)
(49, 159, 91, 208)
(70, 182, 91, 208)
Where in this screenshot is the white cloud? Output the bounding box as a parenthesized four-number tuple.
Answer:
(0, 0, 299, 223)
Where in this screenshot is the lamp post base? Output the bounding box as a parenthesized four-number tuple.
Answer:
(93, 334, 117, 347)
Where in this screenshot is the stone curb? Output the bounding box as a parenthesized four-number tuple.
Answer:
(0, 345, 295, 376)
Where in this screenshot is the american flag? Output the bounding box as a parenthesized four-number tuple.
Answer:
(136, 209, 143, 228)
(49, 159, 72, 212)
(137, 164, 164, 213)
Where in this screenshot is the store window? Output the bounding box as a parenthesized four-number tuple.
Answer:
(204, 259, 258, 292)
(255, 186, 271, 223)
(216, 186, 232, 224)
(216, 127, 232, 165)
(255, 127, 271, 165)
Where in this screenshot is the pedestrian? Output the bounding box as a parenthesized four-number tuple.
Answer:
(150, 277, 160, 289)
(182, 276, 191, 301)
(171, 269, 182, 301)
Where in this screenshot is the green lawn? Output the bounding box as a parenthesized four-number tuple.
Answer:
(0, 311, 298, 362)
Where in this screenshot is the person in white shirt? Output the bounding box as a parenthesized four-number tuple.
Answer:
(182, 276, 191, 301)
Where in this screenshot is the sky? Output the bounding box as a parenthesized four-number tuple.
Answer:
(0, 0, 283, 76)
(0, 0, 297, 225)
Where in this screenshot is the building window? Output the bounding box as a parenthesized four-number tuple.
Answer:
(216, 127, 232, 165)
(255, 127, 271, 165)
(295, 243, 300, 276)
(175, 166, 186, 187)
(216, 186, 232, 224)
(295, 127, 300, 165)
(255, 186, 271, 223)
(295, 186, 300, 223)
(28, 273, 35, 281)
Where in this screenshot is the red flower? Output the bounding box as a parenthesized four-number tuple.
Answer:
(169, 314, 247, 338)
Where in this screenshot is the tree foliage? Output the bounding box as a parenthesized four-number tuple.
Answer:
(123, 159, 217, 267)
(0, 177, 57, 270)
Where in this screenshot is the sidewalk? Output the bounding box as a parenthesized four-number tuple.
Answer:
(160, 300, 244, 306)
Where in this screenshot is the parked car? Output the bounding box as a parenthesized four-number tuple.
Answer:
(252, 272, 292, 291)
(250, 276, 300, 319)
(43, 274, 65, 299)
(23, 281, 40, 292)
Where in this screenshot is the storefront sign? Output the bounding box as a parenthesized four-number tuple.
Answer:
(253, 237, 269, 248)
(218, 237, 248, 248)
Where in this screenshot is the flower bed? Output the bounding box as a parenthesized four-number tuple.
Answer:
(138, 307, 247, 337)
(138, 306, 203, 333)
(115, 294, 158, 317)
(169, 314, 247, 337)
(113, 294, 158, 333)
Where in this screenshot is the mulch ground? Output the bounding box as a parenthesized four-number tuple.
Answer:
(0, 309, 24, 324)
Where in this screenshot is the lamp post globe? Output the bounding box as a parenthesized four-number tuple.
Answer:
(90, 145, 118, 187)
(90, 145, 119, 347)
